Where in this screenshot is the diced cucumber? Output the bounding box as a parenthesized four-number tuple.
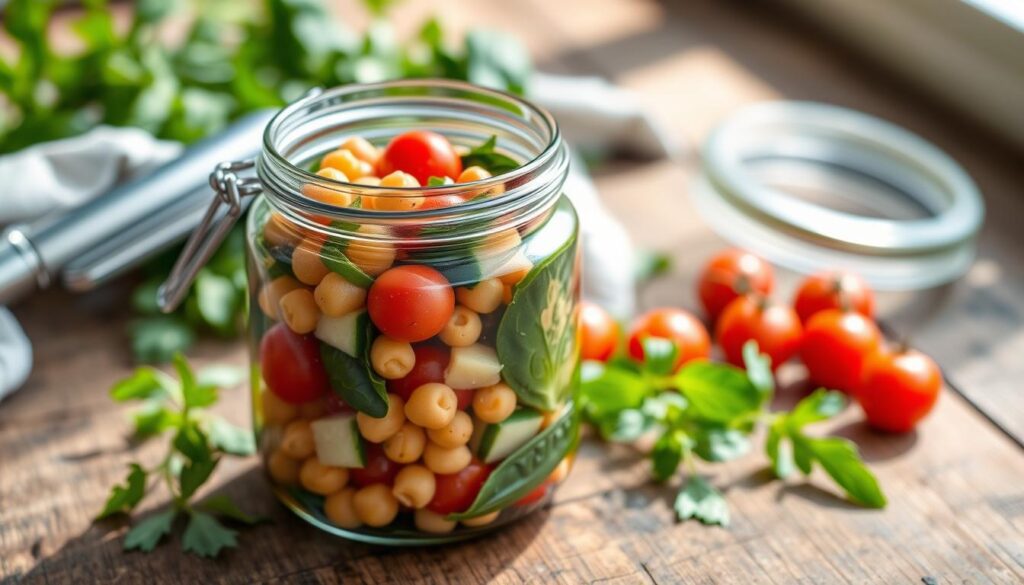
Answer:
(315, 310, 368, 358)
(444, 344, 503, 389)
(470, 409, 544, 463)
(310, 414, 366, 468)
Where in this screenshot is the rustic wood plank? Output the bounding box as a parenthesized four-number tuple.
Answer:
(3, 0, 1024, 583)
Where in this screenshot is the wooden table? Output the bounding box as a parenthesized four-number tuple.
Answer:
(3, 1, 1024, 582)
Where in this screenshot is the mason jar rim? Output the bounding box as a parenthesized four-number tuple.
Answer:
(257, 80, 566, 223)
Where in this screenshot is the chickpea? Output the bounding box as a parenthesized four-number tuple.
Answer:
(482, 228, 521, 254)
(457, 166, 492, 183)
(392, 464, 436, 509)
(324, 488, 362, 529)
(322, 148, 374, 181)
(355, 176, 381, 186)
(292, 238, 329, 285)
(281, 419, 316, 459)
(314, 272, 367, 317)
(279, 288, 319, 334)
(426, 410, 473, 448)
(353, 484, 400, 527)
(383, 422, 426, 463)
(473, 383, 517, 424)
(498, 256, 533, 286)
(548, 457, 571, 484)
(405, 383, 458, 430)
(357, 393, 406, 443)
(346, 225, 395, 276)
(262, 390, 298, 426)
(370, 336, 416, 380)
(303, 167, 354, 207)
(423, 442, 472, 475)
(298, 397, 327, 419)
(267, 449, 300, 485)
(415, 508, 456, 534)
(460, 510, 500, 528)
(439, 306, 482, 348)
(366, 171, 423, 212)
(263, 212, 299, 248)
(456, 278, 503, 314)
(340, 136, 380, 165)
(258, 276, 301, 319)
(299, 457, 349, 495)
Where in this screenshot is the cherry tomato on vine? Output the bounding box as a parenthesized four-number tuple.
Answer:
(378, 131, 462, 185)
(794, 270, 875, 324)
(715, 295, 803, 371)
(259, 323, 329, 404)
(697, 249, 774, 321)
(368, 265, 455, 342)
(800, 309, 881, 393)
(349, 444, 402, 487)
(427, 461, 493, 514)
(627, 308, 710, 370)
(579, 301, 619, 362)
(858, 347, 941, 432)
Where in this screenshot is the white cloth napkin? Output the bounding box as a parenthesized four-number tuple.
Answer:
(0, 74, 674, 401)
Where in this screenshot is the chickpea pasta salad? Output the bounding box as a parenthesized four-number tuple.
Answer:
(248, 127, 580, 543)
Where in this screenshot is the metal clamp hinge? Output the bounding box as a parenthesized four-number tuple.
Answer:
(157, 160, 262, 313)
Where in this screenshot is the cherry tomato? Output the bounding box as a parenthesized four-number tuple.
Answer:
(368, 265, 455, 342)
(378, 131, 462, 185)
(793, 270, 875, 324)
(515, 482, 551, 506)
(387, 344, 449, 401)
(427, 460, 492, 514)
(697, 249, 774, 321)
(800, 309, 882, 393)
(579, 301, 619, 362)
(715, 295, 802, 371)
(627, 308, 710, 370)
(858, 348, 941, 432)
(418, 193, 465, 210)
(349, 444, 402, 487)
(259, 323, 329, 404)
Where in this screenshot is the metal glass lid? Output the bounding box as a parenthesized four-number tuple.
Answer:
(691, 102, 985, 290)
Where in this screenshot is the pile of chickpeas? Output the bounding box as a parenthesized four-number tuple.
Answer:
(253, 134, 570, 535)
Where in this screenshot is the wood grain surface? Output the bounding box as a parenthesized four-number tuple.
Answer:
(3, 0, 1024, 583)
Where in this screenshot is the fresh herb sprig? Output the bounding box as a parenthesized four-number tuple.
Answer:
(580, 340, 886, 526)
(97, 354, 262, 557)
(460, 136, 520, 175)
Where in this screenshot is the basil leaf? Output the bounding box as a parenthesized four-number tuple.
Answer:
(110, 367, 169, 401)
(448, 406, 577, 521)
(651, 430, 685, 481)
(765, 420, 794, 478)
(320, 241, 374, 288)
(124, 509, 177, 552)
(199, 495, 264, 525)
(460, 135, 519, 175)
(181, 511, 238, 558)
(175, 353, 217, 409)
(674, 476, 729, 526)
(640, 337, 680, 376)
(675, 361, 761, 424)
(131, 316, 195, 364)
(800, 436, 887, 508)
(97, 464, 147, 519)
(580, 362, 650, 418)
(742, 340, 774, 398)
(792, 437, 814, 475)
(427, 176, 452, 186)
(786, 389, 847, 430)
(320, 344, 389, 418)
(633, 250, 672, 284)
(692, 426, 750, 463)
(173, 421, 212, 463)
(206, 416, 255, 456)
(496, 237, 578, 410)
(132, 404, 179, 438)
(602, 409, 652, 442)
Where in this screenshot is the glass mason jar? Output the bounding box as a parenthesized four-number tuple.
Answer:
(241, 80, 579, 544)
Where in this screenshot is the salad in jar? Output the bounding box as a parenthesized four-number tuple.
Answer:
(248, 108, 580, 544)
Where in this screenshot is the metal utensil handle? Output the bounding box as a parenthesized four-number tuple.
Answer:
(156, 160, 262, 313)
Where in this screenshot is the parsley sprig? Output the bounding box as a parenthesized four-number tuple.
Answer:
(580, 340, 886, 526)
(97, 354, 262, 557)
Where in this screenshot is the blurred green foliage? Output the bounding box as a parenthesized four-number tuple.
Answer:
(0, 0, 531, 361)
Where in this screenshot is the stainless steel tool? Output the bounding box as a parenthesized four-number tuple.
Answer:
(0, 109, 275, 306)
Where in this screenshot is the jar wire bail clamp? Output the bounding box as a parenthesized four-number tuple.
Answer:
(157, 160, 262, 312)
(691, 101, 985, 290)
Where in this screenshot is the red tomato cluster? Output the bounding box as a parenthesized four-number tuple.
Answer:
(579, 248, 942, 433)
